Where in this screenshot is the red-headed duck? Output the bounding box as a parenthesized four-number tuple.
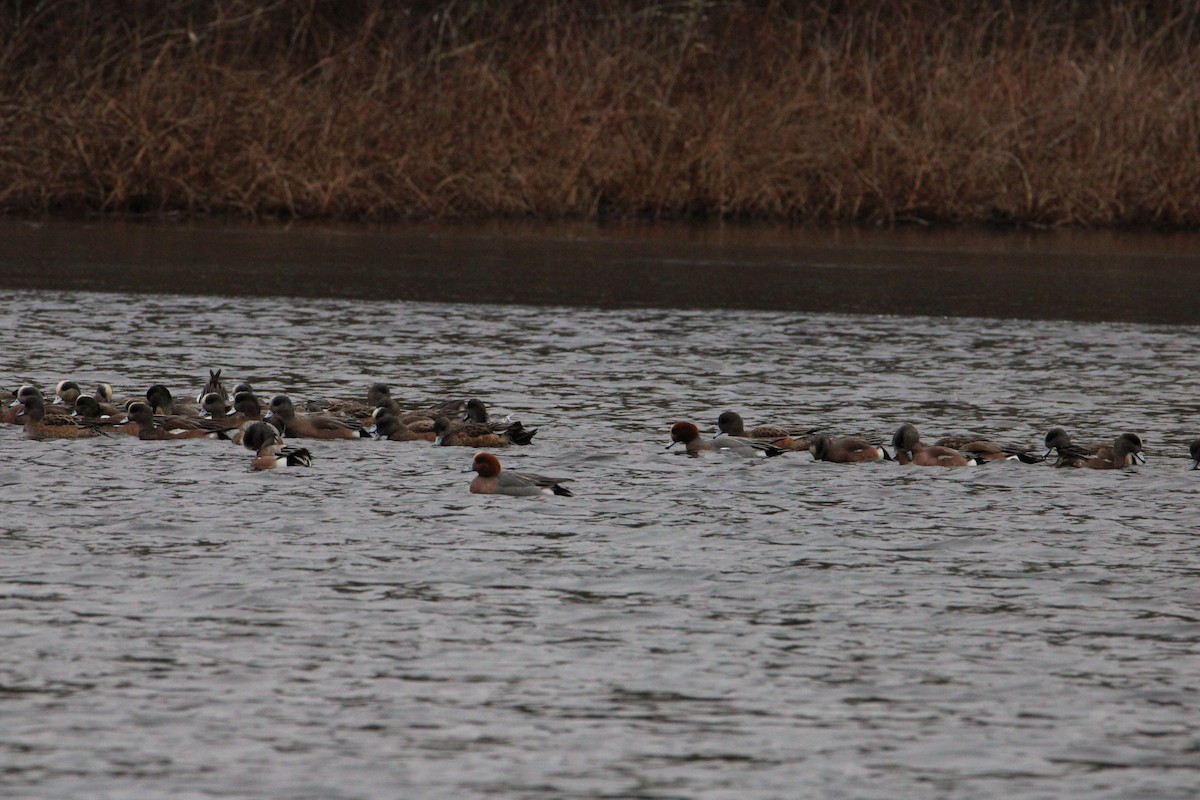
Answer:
(667, 421, 785, 457)
(468, 452, 573, 496)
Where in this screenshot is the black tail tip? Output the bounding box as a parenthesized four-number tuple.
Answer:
(553, 484, 573, 497)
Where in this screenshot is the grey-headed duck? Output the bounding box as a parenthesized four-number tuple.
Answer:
(241, 420, 313, 470)
(267, 395, 370, 440)
(667, 421, 785, 457)
(717, 410, 817, 451)
(892, 423, 976, 467)
(808, 434, 890, 463)
(468, 452, 573, 496)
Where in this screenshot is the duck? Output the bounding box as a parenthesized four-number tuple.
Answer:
(892, 423, 977, 467)
(122, 402, 231, 440)
(240, 421, 313, 470)
(145, 384, 200, 417)
(371, 409, 436, 442)
(1190, 440, 1200, 470)
(195, 369, 228, 404)
(667, 421, 785, 457)
(1055, 433, 1145, 470)
(808, 434, 890, 463)
(266, 395, 370, 440)
(467, 452, 573, 496)
(716, 411, 817, 451)
(3, 385, 42, 424)
(432, 416, 537, 447)
(934, 434, 1042, 463)
(22, 396, 102, 439)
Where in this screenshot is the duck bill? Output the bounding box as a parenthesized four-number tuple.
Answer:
(1041, 447, 1053, 459)
(1132, 452, 1146, 465)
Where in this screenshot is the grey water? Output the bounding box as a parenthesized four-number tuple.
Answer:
(2, 221, 1199, 799)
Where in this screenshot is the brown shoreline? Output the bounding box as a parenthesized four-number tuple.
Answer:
(2, 2, 1199, 228)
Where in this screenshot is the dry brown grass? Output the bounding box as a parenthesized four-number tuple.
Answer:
(1, 1, 1198, 226)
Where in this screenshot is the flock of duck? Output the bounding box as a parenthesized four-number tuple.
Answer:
(3, 369, 1190, 497)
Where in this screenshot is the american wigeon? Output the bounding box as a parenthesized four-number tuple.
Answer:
(240, 421, 313, 470)
(934, 435, 1042, 463)
(267, 395, 370, 440)
(310, 382, 395, 421)
(371, 409, 436, 442)
(717, 411, 817, 451)
(200, 392, 230, 418)
(808, 434, 890, 463)
(22, 396, 102, 439)
(53, 380, 83, 407)
(432, 416, 537, 447)
(72, 394, 125, 425)
(467, 452, 573, 496)
(892, 423, 977, 467)
(3, 385, 42, 424)
(1053, 433, 1144, 469)
(667, 421, 785, 457)
(123, 402, 231, 440)
(195, 369, 228, 404)
(146, 385, 199, 417)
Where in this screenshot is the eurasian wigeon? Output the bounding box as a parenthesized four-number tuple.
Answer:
(667, 421, 785, 457)
(467, 452, 573, 496)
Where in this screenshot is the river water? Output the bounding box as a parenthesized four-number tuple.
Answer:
(1, 221, 1198, 799)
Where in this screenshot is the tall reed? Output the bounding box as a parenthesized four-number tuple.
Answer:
(1, 1, 1197, 226)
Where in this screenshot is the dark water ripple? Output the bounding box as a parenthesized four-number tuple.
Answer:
(2, 291, 1199, 799)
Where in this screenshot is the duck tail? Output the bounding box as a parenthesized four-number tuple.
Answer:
(505, 423, 538, 446)
(283, 446, 313, 467)
(552, 484, 574, 497)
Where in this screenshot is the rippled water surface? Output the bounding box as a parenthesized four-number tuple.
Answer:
(3, 229, 1200, 799)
